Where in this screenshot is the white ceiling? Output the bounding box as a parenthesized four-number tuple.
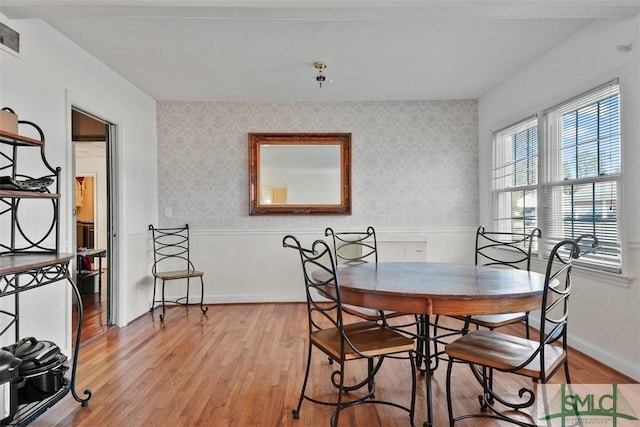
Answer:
(2, 1, 640, 102)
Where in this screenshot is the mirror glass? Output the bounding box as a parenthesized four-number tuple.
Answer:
(249, 133, 351, 215)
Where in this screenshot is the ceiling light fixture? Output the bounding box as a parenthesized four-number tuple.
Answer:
(314, 61, 330, 88)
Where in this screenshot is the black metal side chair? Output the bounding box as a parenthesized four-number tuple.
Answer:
(432, 226, 543, 369)
(148, 224, 208, 321)
(283, 235, 417, 427)
(325, 227, 440, 377)
(444, 234, 598, 426)
(431, 226, 543, 401)
(465, 225, 543, 337)
(325, 226, 407, 323)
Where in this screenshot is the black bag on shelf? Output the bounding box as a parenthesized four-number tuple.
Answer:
(0, 176, 53, 192)
(2, 337, 68, 404)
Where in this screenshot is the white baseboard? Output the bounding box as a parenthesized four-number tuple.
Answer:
(157, 294, 304, 305)
(530, 318, 639, 381)
(565, 334, 640, 382)
(205, 294, 304, 304)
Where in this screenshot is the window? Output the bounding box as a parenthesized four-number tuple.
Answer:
(544, 80, 621, 272)
(492, 116, 539, 236)
(492, 80, 622, 273)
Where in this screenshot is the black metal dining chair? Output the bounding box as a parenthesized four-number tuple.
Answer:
(325, 226, 408, 323)
(430, 226, 543, 374)
(431, 226, 542, 406)
(148, 224, 208, 321)
(283, 234, 417, 427)
(325, 226, 451, 377)
(444, 234, 599, 426)
(464, 226, 543, 337)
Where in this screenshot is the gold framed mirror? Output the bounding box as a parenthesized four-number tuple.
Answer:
(248, 133, 351, 215)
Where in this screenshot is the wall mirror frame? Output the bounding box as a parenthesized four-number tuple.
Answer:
(248, 132, 351, 215)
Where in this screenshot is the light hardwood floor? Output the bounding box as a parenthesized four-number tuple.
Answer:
(73, 268, 112, 347)
(35, 303, 636, 427)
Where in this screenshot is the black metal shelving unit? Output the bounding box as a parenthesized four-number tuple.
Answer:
(0, 114, 92, 425)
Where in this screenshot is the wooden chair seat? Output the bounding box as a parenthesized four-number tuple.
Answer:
(342, 304, 407, 322)
(445, 329, 566, 380)
(451, 312, 528, 329)
(154, 269, 203, 280)
(311, 320, 416, 361)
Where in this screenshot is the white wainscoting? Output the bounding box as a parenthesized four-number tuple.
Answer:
(152, 229, 474, 306)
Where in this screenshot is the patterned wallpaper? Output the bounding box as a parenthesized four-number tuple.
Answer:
(156, 100, 478, 231)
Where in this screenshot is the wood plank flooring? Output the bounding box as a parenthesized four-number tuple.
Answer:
(73, 269, 112, 346)
(34, 303, 636, 427)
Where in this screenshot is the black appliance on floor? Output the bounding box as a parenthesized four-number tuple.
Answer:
(0, 349, 22, 425)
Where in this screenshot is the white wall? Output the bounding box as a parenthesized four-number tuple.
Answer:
(177, 229, 475, 305)
(0, 16, 159, 354)
(479, 16, 640, 380)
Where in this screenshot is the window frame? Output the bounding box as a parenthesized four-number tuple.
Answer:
(491, 79, 623, 274)
(491, 115, 540, 245)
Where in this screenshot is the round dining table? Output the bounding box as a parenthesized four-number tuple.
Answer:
(312, 261, 551, 427)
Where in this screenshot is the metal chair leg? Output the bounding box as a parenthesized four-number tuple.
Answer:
(150, 277, 157, 312)
(330, 362, 347, 427)
(199, 276, 208, 314)
(292, 342, 313, 420)
(185, 277, 190, 308)
(160, 280, 166, 321)
(445, 357, 455, 427)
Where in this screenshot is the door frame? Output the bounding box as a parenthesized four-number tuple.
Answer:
(66, 91, 122, 328)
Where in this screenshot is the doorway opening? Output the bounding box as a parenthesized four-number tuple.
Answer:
(72, 108, 116, 344)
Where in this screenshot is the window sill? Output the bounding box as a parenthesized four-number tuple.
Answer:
(530, 258, 633, 288)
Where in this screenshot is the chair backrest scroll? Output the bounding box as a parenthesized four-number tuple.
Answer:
(283, 235, 343, 334)
(148, 224, 195, 275)
(475, 225, 542, 270)
(325, 226, 378, 265)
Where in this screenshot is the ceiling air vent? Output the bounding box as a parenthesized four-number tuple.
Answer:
(0, 22, 20, 54)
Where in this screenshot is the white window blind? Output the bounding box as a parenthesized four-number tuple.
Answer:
(492, 115, 538, 236)
(543, 79, 621, 272)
